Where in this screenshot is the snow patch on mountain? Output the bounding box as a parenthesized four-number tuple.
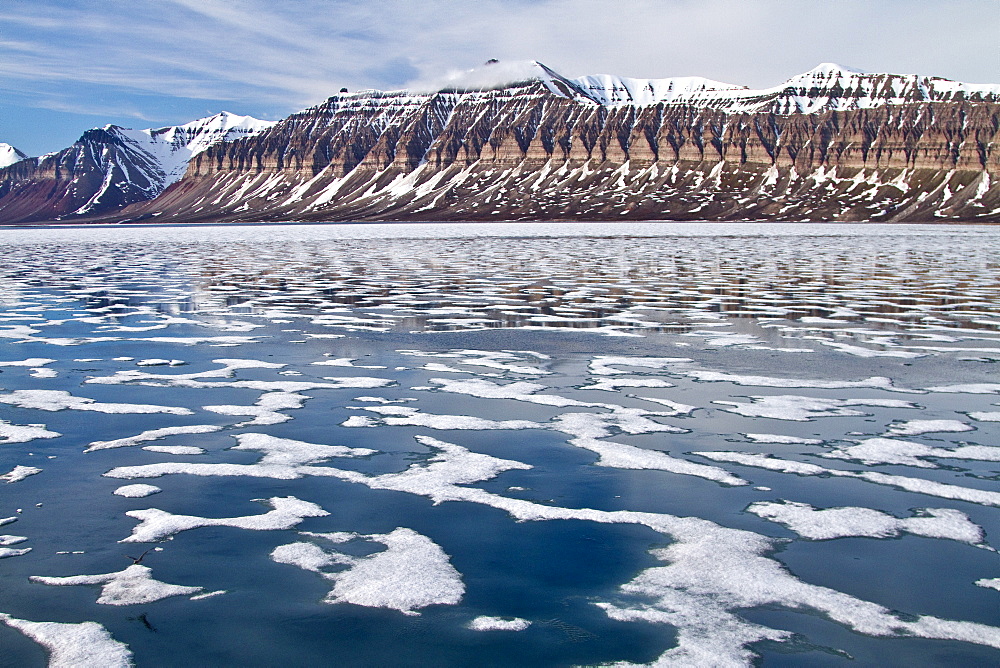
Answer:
(0, 143, 27, 168)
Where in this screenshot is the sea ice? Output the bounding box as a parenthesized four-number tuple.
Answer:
(743, 433, 823, 445)
(713, 395, 917, 421)
(203, 391, 309, 426)
(0, 419, 60, 444)
(86, 425, 222, 452)
(0, 389, 192, 415)
(0, 613, 133, 667)
(1, 465, 42, 483)
(467, 616, 531, 631)
(272, 527, 464, 615)
(0, 547, 31, 558)
(746, 500, 984, 543)
(113, 484, 161, 498)
(824, 437, 1000, 467)
(121, 496, 329, 543)
(142, 445, 205, 455)
(886, 419, 974, 436)
(30, 564, 203, 605)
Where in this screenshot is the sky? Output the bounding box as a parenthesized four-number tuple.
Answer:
(1, 0, 998, 156)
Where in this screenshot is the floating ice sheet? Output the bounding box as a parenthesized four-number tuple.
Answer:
(273, 527, 465, 615)
(0, 389, 192, 415)
(0, 613, 133, 668)
(121, 496, 329, 543)
(0, 420, 60, 444)
(468, 616, 531, 631)
(746, 500, 985, 544)
(714, 395, 917, 421)
(30, 564, 203, 605)
(1, 465, 42, 483)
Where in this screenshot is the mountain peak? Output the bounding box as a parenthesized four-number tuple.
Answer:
(0, 143, 28, 168)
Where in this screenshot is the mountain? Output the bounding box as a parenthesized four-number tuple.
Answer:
(0, 143, 27, 169)
(1, 62, 998, 224)
(0, 112, 274, 223)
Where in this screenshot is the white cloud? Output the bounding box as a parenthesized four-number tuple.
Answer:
(0, 0, 996, 126)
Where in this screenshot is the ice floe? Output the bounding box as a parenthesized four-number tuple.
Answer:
(467, 616, 531, 631)
(696, 451, 1000, 506)
(823, 437, 1000, 468)
(713, 395, 917, 421)
(113, 484, 161, 498)
(86, 425, 222, 452)
(204, 391, 309, 426)
(746, 500, 985, 544)
(977, 578, 1000, 591)
(0, 419, 60, 444)
(743, 433, 823, 445)
(886, 419, 974, 436)
(1, 465, 42, 483)
(0, 389, 192, 415)
(142, 445, 205, 455)
(0, 613, 133, 667)
(121, 496, 328, 543)
(30, 564, 203, 605)
(272, 527, 464, 615)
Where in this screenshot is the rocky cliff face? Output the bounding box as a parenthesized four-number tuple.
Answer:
(0, 112, 274, 223)
(3, 63, 998, 224)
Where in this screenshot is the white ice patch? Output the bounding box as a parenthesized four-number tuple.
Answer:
(579, 378, 675, 391)
(747, 501, 984, 544)
(696, 451, 1000, 506)
(714, 395, 917, 421)
(824, 438, 1000, 468)
(272, 527, 464, 615)
(0, 547, 31, 558)
(588, 356, 689, 375)
(30, 564, 202, 605)
(743, 433, 823, 445)
(86, 424, 221, 452)
(0, 535, 27, 545)
(1, 465, 42, 483)
(0, 420, 60, 444)
(203, 391, 308, 426)
(680, 369, 905, 391)
(121, 496, 329, 543)
(926, 383, 1000, 394)
(29, 367, 58, 378)
(0, 358, 56, 367)
(468, 616, 531, 631)
(0, 389, 192, 415)
(350, 405, 540, 431)
(113, 484, 161, 498)
(142, 445, 205, 455)
(0, 613, 133, 667)
(886, 419, 974, 436)
(977, 578, 1000, 592)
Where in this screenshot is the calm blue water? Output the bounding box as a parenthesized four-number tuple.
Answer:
(0, 223, 998, 666)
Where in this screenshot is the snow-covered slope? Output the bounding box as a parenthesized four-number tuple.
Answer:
(110, 112, 277, 190)
(0, 143, 27, 168)
(0, 112, 274, 222)
(1, 62, 998, 224)
(569, 62, 1000, 112)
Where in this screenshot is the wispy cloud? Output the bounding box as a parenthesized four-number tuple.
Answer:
(0, 0, 996, 130)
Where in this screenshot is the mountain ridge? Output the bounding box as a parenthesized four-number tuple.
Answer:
(1, 62, 998, 224)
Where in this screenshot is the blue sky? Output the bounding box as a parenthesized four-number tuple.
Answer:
(2, 0, 997, 156)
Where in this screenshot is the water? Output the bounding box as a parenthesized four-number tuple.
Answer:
(0, 222, 998, 666)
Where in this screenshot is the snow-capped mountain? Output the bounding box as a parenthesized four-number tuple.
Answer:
(0, 143, 27, 169)
(1, 63, 997, 224)
(0, 112, 274, 222)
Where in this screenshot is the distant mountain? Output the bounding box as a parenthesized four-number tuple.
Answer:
(1, 63, 998, 224)
(0, 143, 27, 169)
(0, 112, 274, 223)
